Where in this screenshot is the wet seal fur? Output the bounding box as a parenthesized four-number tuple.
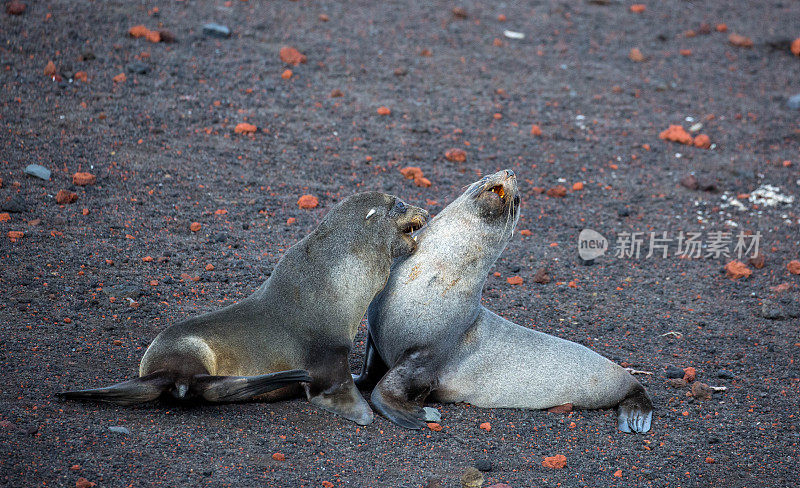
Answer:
(356, 170, 653, 433)
(61, 192, 429, 425)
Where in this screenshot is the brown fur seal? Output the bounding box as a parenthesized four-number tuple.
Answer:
(61, 192, 429, 425)
(355, 170, 653, 433)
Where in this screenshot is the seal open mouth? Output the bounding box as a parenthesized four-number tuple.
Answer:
(489, 185, 505, 200)
(401, 216, 426, 240)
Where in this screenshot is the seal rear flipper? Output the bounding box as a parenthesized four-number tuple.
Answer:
(370, 349, 437, 430)
(307, 380, 374, 426)
(353, 332, 388, 390)
(195, 369, 312, 402)
(617, 382, 654, 434)
(370, 386, 427, 429)
(58, 371, 173, 406)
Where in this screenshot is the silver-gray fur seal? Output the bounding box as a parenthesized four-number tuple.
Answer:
(61, 192, 429, 425)
(355, 170, 653, 433)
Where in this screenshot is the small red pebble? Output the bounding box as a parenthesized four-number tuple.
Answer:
(234, 123, 257, 134)
(64, 318, 72, 324)
(330, 89, 344, 98)
(74, 71, 88, 82)
(6, 1, 26, 15)
(659, 125, 693, 145)
(281, 69, 293, 79)
(693, 134, 711, 149)
(72, 172, 96, 186)
(680, 49, 692, 56)
(613, 470, 623, 478)
(271, 452, 285, 461)
(493, 272, 501, 277)
(279, 46, 307, 65)
(377, 106, 391, 115)
(530, 124, 542, 136)
(548, 403, 573, 414)
(782, 160, 792, 167)
(725, 260, 752, 280)
(298, 194, 319, 209)
(569, 422, 576, 429)
(728, 33, 753, 48)
(113, 72, 127, 83)
(399, 167, 424, 179)
(321, 482, 334, 488)
(319, 13, 329, 22)
(629, 4, 645, 13)
(427, 422, 442, 432)
(520, 229, 532, 236)
(791, 38, 800, 56)
(0, 213, 9, 222)
(76, 478, 96, 488)
(716, 23, 727, 32)
(69, 464, 80, 471)
(414, 177, 431, 188)
(149, 280, 158, 286)
(142, 256, 153, 262)
(190, 222, 202, 232)
(214, 209, 227, 215)
(8, 231, 24, 240)
(493, 113, 502, 120)
(628, 48, 645, 62)
(507, 276, 523, 285)
(286, 217, 296, 225)
(444, 148, 467, 162)
(788, 260, 800, 275)
(683, 367, 696, 382)
(205, 263, 215, 271)
(542, 454, 567, 469)
(55, 190, 78, 204)
(497, 14, 506, 21)
(479, 422, 491, 431)
(705, 457, 715, 464)
(572, 182, 584, 191)
(44, 61, 57, 77)
(547, 186, 567, 198)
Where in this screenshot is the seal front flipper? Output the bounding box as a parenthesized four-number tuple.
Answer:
(306, 379, 374, 426)
(353, 331, 388, 390)
(370, 349, 436, 430)
(617, 381, 653, 434)
(58, 371, 173, 406)
(195, 369, 312, 402)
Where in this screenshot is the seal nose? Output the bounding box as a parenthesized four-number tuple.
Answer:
(504, 169, 515, 179)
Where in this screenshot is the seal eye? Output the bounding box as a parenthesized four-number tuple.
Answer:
(394, 200, 407, 214)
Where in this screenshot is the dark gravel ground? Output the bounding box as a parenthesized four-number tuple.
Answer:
(2, 1, 799, 486)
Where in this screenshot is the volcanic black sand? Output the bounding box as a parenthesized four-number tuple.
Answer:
(2, 1, 799, 487)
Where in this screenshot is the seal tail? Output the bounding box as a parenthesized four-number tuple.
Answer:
(194, 369, 312, 402)
(58, 371, 174, 406)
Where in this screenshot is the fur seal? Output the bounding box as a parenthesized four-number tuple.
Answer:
(355, 170, 653, 433)
(61, 192, 429, 425)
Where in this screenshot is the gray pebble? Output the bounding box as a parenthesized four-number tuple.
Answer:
(787, 94, 800, 110)
(665, 365, 684, 379)
(127, 62, 151, 75)
(717, 370, 734, 379)
(1, 194, 27, 213)
(422, 407, 441, 422)
(24, 164, 51, 181)
(108, 426, 131, 435)
(202, 23, 231, 38)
